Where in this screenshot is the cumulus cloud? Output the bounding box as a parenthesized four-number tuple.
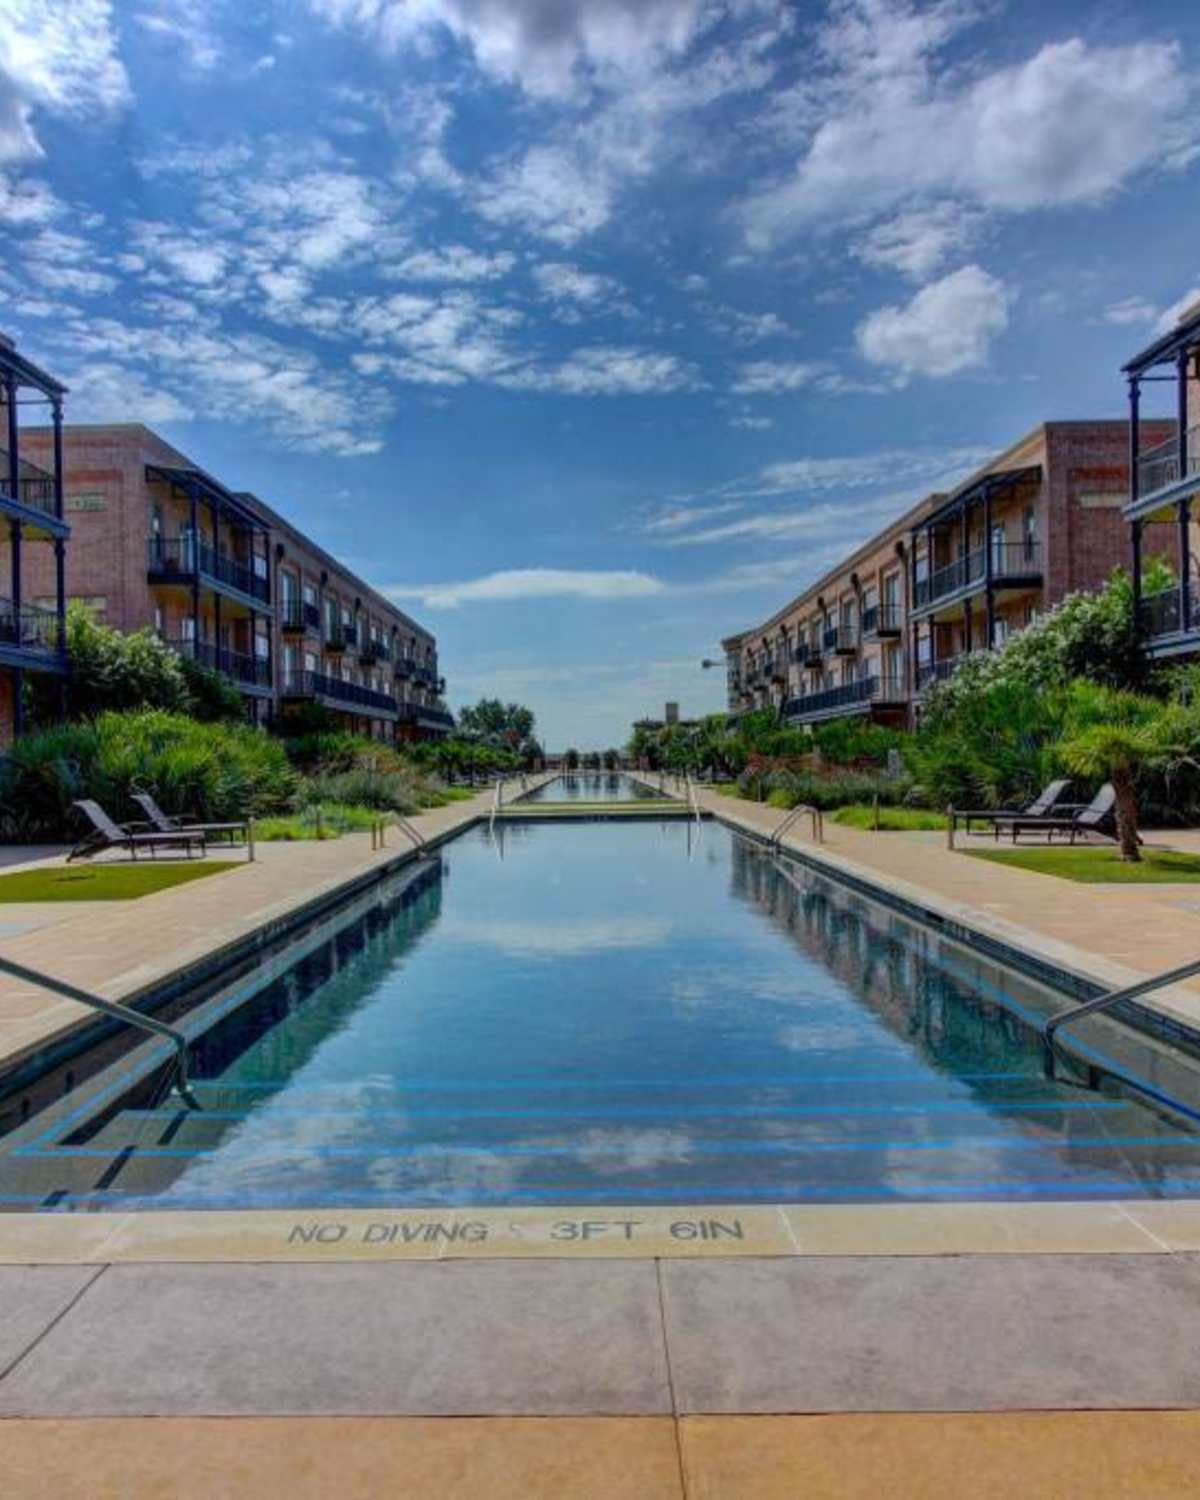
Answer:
(729, 360, 822, 395)
(532, 261, 620, 304)
(309, 0, 771, 100)
(856, 264, 1011, 378)
(500, 345, 699, 396)
(854, 202, 980, 280)
(742, 1, 1198, 248)
(1102, 296, 1158, 328)
(0, 0, 130, 163)
(389, 567, 667, 608)
(393, 244, 517, 282)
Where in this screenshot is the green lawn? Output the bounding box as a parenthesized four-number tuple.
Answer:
(963, 845, 1200, 883)
(832, 804, 948, 832)
(0, 861, 242, 902)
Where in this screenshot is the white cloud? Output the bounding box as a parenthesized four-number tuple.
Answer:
(0, 1, 129, 163)
(643, 500, 743, 534)
(856, 264, 1010, 378)
(1102, 296, 1159, 328)
(0, 174, 61, 225)
(135, 1, 222, 70)
(741, 445, 991, 498)
(742, 2, 1198, 248)
(394, 244, 517, 282)
(501, 345, 699, 396)
(471, 144, 618, 246)
(730, 360, 822, 394)
(854, 202, 980, 280)
(389, 567, 667, 608)
(532, 261, 620, 304)
(309, 0, 767, 100)
(729, 412, 773, 430)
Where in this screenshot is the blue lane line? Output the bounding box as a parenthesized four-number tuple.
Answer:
(6, 1180, 1200, 1210)
(191, 1070, 1037, 1093)
(22, 1133, 1190, 1161)
(58, 1098, 1130, 1130)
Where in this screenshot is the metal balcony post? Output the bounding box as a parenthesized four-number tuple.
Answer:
(1181, 499, 1193, 631)
(1128, 375, 1141, 508)
(1132, 517, 1143, 625)
(1179, 349, 1190, 480)
(983, 481, 995, 647)
(51, 396, 64, 521)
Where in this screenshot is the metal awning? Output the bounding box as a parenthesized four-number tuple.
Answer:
(1123, 304, 1200, 377)
(0, 340, 68, 397)
(145, 465, 265, 529)
(919, 464, 1042, 529)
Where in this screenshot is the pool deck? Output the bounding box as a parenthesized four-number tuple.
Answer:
(6, 782, 1200, 1493)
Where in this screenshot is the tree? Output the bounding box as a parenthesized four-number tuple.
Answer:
(1057, 683, 1200, 862)
(564, 747, 580, 769)
(456, 698, 536, 746)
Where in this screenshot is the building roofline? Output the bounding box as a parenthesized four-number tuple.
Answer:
(0, 335, 68, 397)
(722, 491, 934, 647)
(1122, 301, 1200, 377)
(239, 490, 434, 643)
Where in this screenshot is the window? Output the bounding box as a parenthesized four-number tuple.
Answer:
(154, 604, 164, 637)
(303, 649, 317, 672)
(280, 569, 296, 604)
(1023, 506, 1037, 558)
(303, 582, 316, 606)
(990, 522, 1006, 573)
(882, 572, 900, 607)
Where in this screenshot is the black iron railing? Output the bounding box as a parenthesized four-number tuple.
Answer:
(324, 629, 347, 652)
(281, 670, 397, 715)
(1138, 424, 1200, 499)
(0, 598, 63, 655)
(165, 639, 272, 689)
(281, 599, 320, 633)
(1141, 587, 1200, 638)
(916, 655, 968, 690)
(782, 675, 902, 720)
(862, 604, 903, 636)
(400, 702, 455, 730)
(394, 656, 415, 679)
(147, 537, 270, 604)
(359, 637, 390, 664)
(0, 450, 56, 517)
(989, 540, 1041, 579)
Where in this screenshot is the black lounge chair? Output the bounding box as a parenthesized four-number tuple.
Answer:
(1006, 783, 1119, 845)
(131, 791, 247, 847)
(68, 800, 207, 863)
(952, 779, 1072, 838)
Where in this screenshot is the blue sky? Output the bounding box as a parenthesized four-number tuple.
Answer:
(2, 0, 1199, 748)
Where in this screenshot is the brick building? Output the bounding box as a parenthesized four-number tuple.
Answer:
(0, 334, 69, 747)
(1122, 297, 1200, 662)
(723, 419, 1173, 729)
(11, 424, 451, 742)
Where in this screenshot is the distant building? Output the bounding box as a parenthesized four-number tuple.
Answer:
(12, 424, 453, 742)
(722, 419, 1173, 730)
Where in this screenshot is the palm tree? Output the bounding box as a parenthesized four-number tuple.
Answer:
(1057, 684, 1198, 863)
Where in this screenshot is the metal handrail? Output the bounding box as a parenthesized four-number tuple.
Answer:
(393, 813, 427, 851)
(684, 773, 702, 825)
(0, 955, 198, 1108)
(489, 779, 502, 834)
(1043, 956, 1200, 1053)
(769, 803, 824, 846)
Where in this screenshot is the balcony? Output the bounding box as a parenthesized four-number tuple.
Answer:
(399, 702, 455, 733)
(914, 542, 1041, 613)
(782, 675, 906, 724)
(394, 656, 415, 680)
(324, 629, 348, 654)
(1136, 424, 1200, 506)
(916, 655, 970, 692)
(147, 537, 271, 606)
(825, 625, 858, 656)
(862, 604, 903, 639)
(414, 664, 439, 688)
(281, 600, 320, 634)
(0, 597, 65, 670)
(165, 639, 272, 693)
(0, 450, 58, 523)
(281, 670, 398, 719)
(359, 637, 390, 666)
(794, 642, 823, 668)
(1140, 586, 1200, 654)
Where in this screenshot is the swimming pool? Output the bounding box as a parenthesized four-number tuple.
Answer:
(518, 772, 666, 802)
(3, 817, 1200, 1211)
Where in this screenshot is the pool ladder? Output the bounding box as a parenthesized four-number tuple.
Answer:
(0, 955, 200, 1109)
(1043, 956, 1200, 1054)
(768, 803, 824, 847)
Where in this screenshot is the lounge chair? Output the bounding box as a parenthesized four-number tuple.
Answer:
(1007, 783, 1120, 845)
(952, 779, 1072, 838)
(130, 791, 248, 847)
(68, 800, 207, 863)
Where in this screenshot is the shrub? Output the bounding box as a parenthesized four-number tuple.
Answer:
(0, 710, 296, 841)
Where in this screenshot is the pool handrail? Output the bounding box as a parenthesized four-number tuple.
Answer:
(0, 954, 199, 1109)
(1043, 955, 1200, 1054)
(684, 773, 703, 825)
(769, 803, 824, 846)
(489, 780, 502, 835)
(393, 812, 427, 851)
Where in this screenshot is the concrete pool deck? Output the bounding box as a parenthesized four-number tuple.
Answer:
(6, 782, 1200, 1492)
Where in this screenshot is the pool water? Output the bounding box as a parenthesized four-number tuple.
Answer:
(5, 818, 1200, 1211)
(518, 772, 665, 802)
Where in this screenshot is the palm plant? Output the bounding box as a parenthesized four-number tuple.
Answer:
(1056, 684, 1200, 862)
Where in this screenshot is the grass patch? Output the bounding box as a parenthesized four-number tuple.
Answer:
(256, 803, 382, 841)
(963, 845, 1200, 883)
(832, 804, 948, 832)
(0, 861, 241, 902)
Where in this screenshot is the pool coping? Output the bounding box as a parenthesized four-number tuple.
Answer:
(5, 784, 1200, 1264)
(5, 1198, 1200, 1263)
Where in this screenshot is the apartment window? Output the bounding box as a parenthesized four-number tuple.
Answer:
(883, 571, 900, 607)
(303, 650, 317, 673)
(255, 633, 270, 660)
(990, 522, 1006, 573)
(303, 582, 317, 607)
(840, 598, 855, 635)
(1023, 506, 1037, 559)
(181, 616, 195, 643)
(280, 569, 296, 604)
(253, 550, 268, 580)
